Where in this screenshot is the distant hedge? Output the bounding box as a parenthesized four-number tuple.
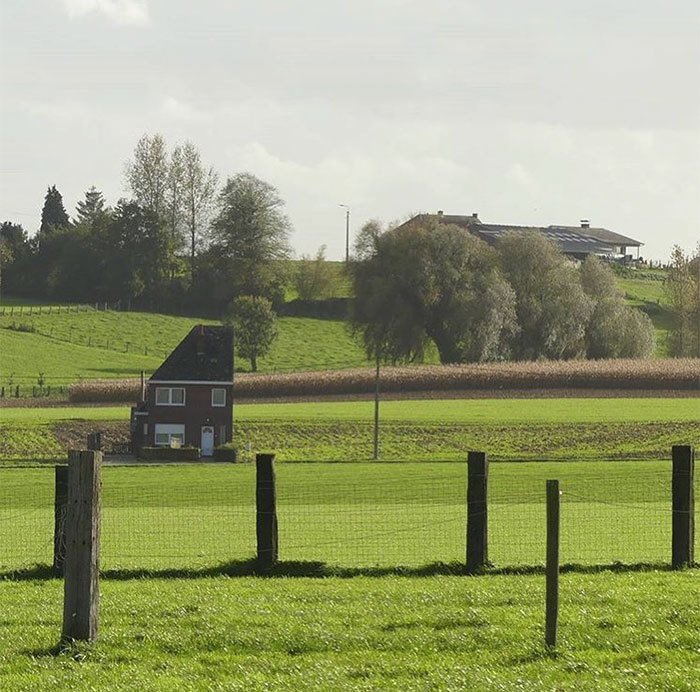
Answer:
(276, 298, 351, 320)
(139, 447, 200, 461)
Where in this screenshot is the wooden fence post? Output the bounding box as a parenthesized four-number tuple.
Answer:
(53, 465, 69, 575)
(87, 432, 102, 452)
(672, 445, 695, 569)
(466, 451, 489, 573)
(545, 479, 560, 648)
(256, 453, 278, 569)
(62, 450, 102, 643)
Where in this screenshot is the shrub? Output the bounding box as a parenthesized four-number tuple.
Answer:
(139, 446, 200, 461)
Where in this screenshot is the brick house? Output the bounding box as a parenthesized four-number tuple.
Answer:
(131, 325, 233, 456)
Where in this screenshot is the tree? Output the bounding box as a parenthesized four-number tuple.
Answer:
(179, 141, 219, 283)
(165, 144, 185, 254)
(224, 295, 278, 372)
(351, 218, 518, 364)
(295, 245, 338, 300)
(665, 245, 700, 357)
(74, 186, 107, 226)
(124, 134, 169, 219)
(39, 185, 70, 236)
(498, 233, 593, 360)
(210, 173, 291, 302)
(580, 256, 654, 358)
(0, 222, 32, 297)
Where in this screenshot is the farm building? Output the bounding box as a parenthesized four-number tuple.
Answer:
(401, 212, 643, 261)
(130, 325, 233, 456)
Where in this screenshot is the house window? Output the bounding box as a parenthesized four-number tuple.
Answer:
(155, 387, 186, 406)
(143, 423, 148, 435)
(154, 424, 186, 447)
(211, 388, 226, 407)
(219, 425, 227, 443)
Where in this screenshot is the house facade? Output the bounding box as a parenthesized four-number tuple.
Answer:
(131, 325, 234, 457)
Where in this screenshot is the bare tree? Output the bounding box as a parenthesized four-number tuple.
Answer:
(180, 141, 219, 282)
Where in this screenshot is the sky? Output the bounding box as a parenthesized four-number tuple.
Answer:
(1, 0, 699, 261)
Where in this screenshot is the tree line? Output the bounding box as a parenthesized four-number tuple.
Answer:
(0, 134, 293, 315)
(350, 217, 681, 364)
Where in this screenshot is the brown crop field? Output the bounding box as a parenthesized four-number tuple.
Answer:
(68, 358, 700, 403)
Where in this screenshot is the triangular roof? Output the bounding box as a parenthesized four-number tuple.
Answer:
(150, 325, 233, 383)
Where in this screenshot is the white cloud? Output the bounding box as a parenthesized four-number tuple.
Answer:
(160, 96, 209, 123)
(62, 0, 149, 26)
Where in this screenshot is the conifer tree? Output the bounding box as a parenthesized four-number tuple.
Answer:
(39, 185, 70, 235)
(75, 186, 106, 225)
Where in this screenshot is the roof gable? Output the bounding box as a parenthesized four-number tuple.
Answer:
(150, 325, 233, 383)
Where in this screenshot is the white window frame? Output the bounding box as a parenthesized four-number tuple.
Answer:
(155, 387, 186, 406)
(154, 424, 186, 447)
(211, 388, 226, 407)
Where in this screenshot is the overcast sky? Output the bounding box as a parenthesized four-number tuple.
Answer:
(1, 0, 698, 261)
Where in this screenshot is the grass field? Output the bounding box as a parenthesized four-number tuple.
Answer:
(0, 571, 698, 690)
(0, 311, 370, 386)
(0, 460, 686, 573)
(617, 271, 675, 357)
(1, 397, 697, 462)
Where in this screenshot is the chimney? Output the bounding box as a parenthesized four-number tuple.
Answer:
(437, 210, 444, 217)
(580, 219, 590, 229)
(472, 213, 479, 219)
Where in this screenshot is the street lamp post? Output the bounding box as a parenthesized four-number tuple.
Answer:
(339, 204, 350, 263)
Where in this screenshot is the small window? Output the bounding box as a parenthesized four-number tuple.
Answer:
(219, 425, 226, 443)
(154, 424, 186, 447)
(143, 423, 148, 435)
(212, 388, 226, 407)
(155, 387, 186, 406)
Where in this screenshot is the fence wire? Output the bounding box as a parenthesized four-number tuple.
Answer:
(0, 460, 695, 573)
(489, 462, 674, 567)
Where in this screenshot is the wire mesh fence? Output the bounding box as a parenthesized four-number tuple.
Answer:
(0, 458, 695, 574)
(489, 462, 674, 567)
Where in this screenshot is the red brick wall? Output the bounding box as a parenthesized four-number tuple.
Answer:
(142, 383, 234, 449)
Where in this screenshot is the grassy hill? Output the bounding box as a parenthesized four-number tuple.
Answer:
(0, 311, 371, 388)
(0, 267, 676, 389)
(615, 267, 675, 356)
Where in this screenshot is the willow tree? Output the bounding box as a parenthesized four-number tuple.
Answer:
(351, 218, 518, 365)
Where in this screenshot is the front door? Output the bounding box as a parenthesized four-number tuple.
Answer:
(201, 426, 214, 456)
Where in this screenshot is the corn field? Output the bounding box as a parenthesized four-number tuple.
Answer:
(69, 358, 700, 403)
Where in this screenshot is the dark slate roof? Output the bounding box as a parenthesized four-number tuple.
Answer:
(150, 325, 233, 383)
(401, 214, 643, 255)
(478, 224, 615, 255)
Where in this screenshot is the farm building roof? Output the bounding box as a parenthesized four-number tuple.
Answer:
(149, 325, 233, 383)
(402, 213, 643, 256)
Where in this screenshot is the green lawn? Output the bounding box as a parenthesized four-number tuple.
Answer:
(0, 571, 697, 690)
(3, 398, 697, 426)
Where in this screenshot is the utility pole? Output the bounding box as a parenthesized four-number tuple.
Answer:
(373, 354, 380, 460)
(339, 204, 350, 263)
